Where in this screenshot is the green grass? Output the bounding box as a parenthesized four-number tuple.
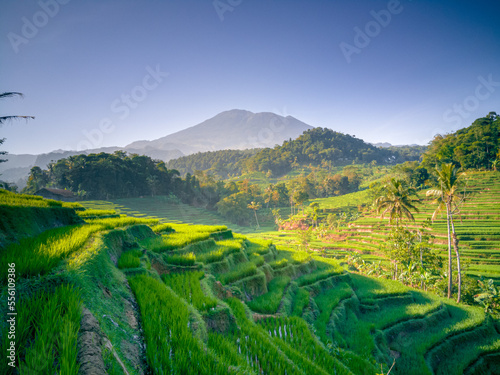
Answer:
(313, 282, 353, 344)
(361, 292, 443, 330)
(0, 224, 99, 280)
(141, 223, 227, 252)
(117, 249, 143, 269)
(144, 232, 211, 252)
(225, 297, 304, 374)
(291, 288, 310, 317)
(384, 300, 487, 375)
(129, 274, 232, 374)
(151, 223, 174, 233)
(217, 262, 257, 284)
(1, 216, 157, 281)
(246, 238, 273, 254)
(350, 273, 410, 301)
(248, 276, 291, 314)
(196, 239, 243, 264)
(269, 257, 289, 270)
(295, 258, 344, 287)
(162, 271, 217, 312)
(163, 252, 196, 266)
(0, 284, 81, 374)
(309, 188, 372, 210)
(77, 209, 117, 217)
(258, 315, 369, 375)
(81, 196, 257, 233)
(0, 189, 66, 208)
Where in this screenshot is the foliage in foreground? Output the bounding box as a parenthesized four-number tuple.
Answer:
(129, 274, 237, 374)
(0, 285, 81, 374)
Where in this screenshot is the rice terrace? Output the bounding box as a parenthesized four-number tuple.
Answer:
(0, 111, 499, 374)
(2, 1, 500, 374)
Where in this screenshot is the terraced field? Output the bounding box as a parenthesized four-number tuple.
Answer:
(260, 171, 500, 283)
(80, 196, 262, 233)
(3, 191, 500, 373)
(345, 172, 500, 280)
(138, 224, 500, 374)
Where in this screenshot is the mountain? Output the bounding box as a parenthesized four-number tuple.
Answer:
(126, 109, 314, 154)
(0, 110, 312, 186)
(371, 142, 421, 148)
(371, 142, 393, 148)
(0, 154, 37, 173)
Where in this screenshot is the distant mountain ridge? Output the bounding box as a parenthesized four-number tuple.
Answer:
(1, 109, 428, 188)
(0, 109, 313, 186)
(126, 109, 314, 154)
(370, 142, 421, 148)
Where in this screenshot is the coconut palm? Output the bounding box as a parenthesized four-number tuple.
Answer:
(0, 92, 35, 124)
(492, 158, 499, 172)
(374, 178, 420, 226)
(1, 92, 35, 163)
(426, 163, 466, 302)
(375, 178, 420, 280)
(248, 201, 261, 229)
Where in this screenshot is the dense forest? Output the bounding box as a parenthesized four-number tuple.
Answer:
(245, 127, 423, 176)
(21, 114, 500, 226)
(23, 152, 185, 200)
(22, 151, 362, 225)
(422, 112, 499, 170)
(166, 127, 426, 178)
(167, 149, 259, 178)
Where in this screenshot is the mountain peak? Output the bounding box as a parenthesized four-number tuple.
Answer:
(125, 109, 314, 154)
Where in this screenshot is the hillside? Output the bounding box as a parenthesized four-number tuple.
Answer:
(245, 128, 424, 177)
(258, 171, 500, 284)
(422, 112, 499, 170)
(1, 191, 499, 374)
(167, 148, 260, 178)
(0, 109, 312, 186)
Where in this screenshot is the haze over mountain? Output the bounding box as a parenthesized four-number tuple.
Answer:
(126, 109, 314, 154)
(0, 110, 313, 186)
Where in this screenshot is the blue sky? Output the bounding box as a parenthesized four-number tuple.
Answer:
(1, 0, 499, 154)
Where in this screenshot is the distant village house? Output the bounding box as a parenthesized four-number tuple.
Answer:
(35, 187, 77, 202)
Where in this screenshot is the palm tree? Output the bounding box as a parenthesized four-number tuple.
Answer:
(1, 92, 35, 163)
(426, 163, 465, 302)
(0, 92, 35, 124)
(492, 158, 499, 172)
(374, 178, 420, 226)
(375, 178, 420, 280)
(248, 201, 261, 229)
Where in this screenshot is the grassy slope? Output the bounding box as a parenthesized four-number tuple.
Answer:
(3, 186, 500, 374)
(345, 171, 500, 280)
(258, 171, 500, 282)
(80, 196, 265, 234)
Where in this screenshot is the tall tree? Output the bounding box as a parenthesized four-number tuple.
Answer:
(0, 92, 35, 163)
(375, 178, 421, 280)
(248, 201, 261, 229)
(427, 163, 466, 302)
(374, 178, 420, 226)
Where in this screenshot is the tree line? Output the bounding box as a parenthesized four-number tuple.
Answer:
(422, 112, 499, 170)
(21, 151, 363, 226)
(166, 127, 426, 179)
(23, 152, 183, 200)
(167, 149, 258, 179)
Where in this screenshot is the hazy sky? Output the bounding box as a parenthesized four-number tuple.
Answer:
(1, 0, 499, 155)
